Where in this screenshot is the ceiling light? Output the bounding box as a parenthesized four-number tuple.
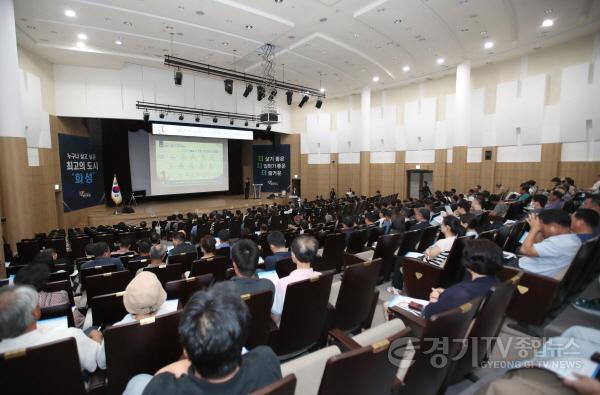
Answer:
(393, 19, 402, 24)
(77, 33, 87, 40)
(244, 121, 249, 126)
(320, 87, 325, 93)
(143, 111, 150, 122)
(545, 9, 553, 15)
(298, 95, 309, 108)
(196, 10, 205, 16)
(353, 33, 360, 38)
(213, 117, 218, 123)
(159, 112, 165, 119)
(403, 65, 410, 72)
(376, 7, 386, 12)
(542, 19, 554, 27)
(484, 41, 494, 49)
(257, 86, 266, 101)
(437, 57, 445, 64)
(178, 114, 184, 121)
(286, 91, 293, 105)
(243, 83, 253, 97)
(76, 41, 85, 48)
(315, 99, 323, 109)
(224, 79, 233, 94)
(230, 119, 234, 125)
(174, 69, 182, 85)
(268, 89, 277, 101)
(64, 9, 76, 18)
(195, 115, 200, 122)
(222, 41, 229, 46)
(372, 76, 380, 82)
(256, 123, 260, 127)
(319, 17, 327, 22)
(245, 25, 253, 29)
(115, 40, 122, 45)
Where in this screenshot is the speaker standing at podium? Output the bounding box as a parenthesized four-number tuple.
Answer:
(244, 177, 250, 200)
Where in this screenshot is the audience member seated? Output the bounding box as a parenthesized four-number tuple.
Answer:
(113, 236, 133, 255)
(411, 208, 432, 230)
(490, 195, 509, 218)
(230, 239, 275, 300)
(139, 245, 167, 274)
(150, 232, 161, 246)
(570, 208, 599, 242)
(518, 210, 581, 279)
(470, 198, 484, 215)
(137, 240, 151, 258)
(0, 286, 102, 372)
(460, 214, 479, 238)
(199, 235, 217, 260)
(423, 216, 464, 261)
(81, 242, 125, 271)
(272, 235, 321, 316)
(530, 194, 547, 214)
(14, 264, 84, 328)
(264, 231, 291, 271)
(422, 239, 502, 318)
(379, 209, 392, 234)
(31, 249, 55, 271)
(216, 229, 231, 250)
(545, 190, 564, 211)
(124, 283, 281, 395)
(96, 271, 171, 369)
(455, 200, 471, 216)
(169, 231, 197, 258)
(341, 215, 355, 246)
(582, 193, 600, 235)
(514, 185, 530, 202)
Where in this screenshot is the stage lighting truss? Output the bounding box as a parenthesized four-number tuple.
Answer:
(136, 101, 260, 125)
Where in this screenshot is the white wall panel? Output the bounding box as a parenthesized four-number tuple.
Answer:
(20, 70, 50, 149)
(404, 98, 436, 150)
(370, 105, 397, 151)
(446, 148, 453, 163)
(497, 144, 542, 162)
(541, 104, 561, 143)
(85, 68, 123, 118)
(405, 149, 435, 163)
(467, 147, 482, 163)
(54, 65, 87, 116)
(434, 121, 448, 149)
(561, 140, 600, 161)
(560, 62, 600, 142)
(308, 153, 331, 164)
(338, 152, 360, 164)
(481, 114, 496, 147)
(495, 81, 518, 146)
(395, 125, 407, 151)
(370, 151, 396, 163)
(469, 88, 485, 147)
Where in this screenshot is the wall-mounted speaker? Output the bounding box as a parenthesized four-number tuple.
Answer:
(484, 150, 493, 160)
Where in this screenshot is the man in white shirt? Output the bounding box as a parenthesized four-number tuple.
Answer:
(591, 175, 600, 194)
(271, 235, 321, 316)
(0, 286, 103, 372)
(518, 209, 582, 279)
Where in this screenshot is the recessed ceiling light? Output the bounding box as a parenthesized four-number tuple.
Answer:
(372, 76, 380, 82)
(437, 57, 445, 64)
(177, 5, 185, 11)
(196, 10, 205, 16)
(64, 9, 76, 18)
(545, 9, 553, 15)
(480, 30, 488, 37)
(123, 21, 133, 27)
(245, 25, 253, 29)
(115, 40, 122, 45)
(76, 41, 85, 48)
(542, 18, 554, 27)
(376, 7, 385, 12)
(393, 19, 402, 24)
(319, 17, 327, 22)
(460, 27, 469, 32)
(353, 33, 360, 38)
(222, 41, 229, 46)
(77, 33, 87, 40)
(484, 41, 494, 49)
(403, 65, 410, 72)
(459, 0, 468, 4)
(288, 35, 296, 39)
(320, 87, 326, 93)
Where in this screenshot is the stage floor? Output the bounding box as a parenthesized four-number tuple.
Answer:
(86, 194, 286, 226)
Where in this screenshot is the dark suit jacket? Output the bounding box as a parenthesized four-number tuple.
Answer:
(81, 256, 124, 271)
(264, 251, 291, 271)
(169, 242, 198, 259)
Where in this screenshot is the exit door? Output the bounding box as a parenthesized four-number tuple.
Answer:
(407, 170, 433, 200)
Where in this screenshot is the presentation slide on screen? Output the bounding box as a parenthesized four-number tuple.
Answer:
(141, 134, 229, 196)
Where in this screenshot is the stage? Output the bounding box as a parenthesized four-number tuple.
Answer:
(85, 194, 289, 226)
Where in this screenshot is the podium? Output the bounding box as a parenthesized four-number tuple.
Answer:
(252, 184, 263, 199)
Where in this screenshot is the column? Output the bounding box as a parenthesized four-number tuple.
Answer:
(451, 62, 471, 192)
(0, 0, 32, 249)
(360, 87, 371, 196)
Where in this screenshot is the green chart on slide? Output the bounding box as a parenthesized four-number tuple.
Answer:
(155, 140, 223, 185)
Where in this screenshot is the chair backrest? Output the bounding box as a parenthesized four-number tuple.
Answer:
(439, 236, 470, 288)
(478, 229, 496, 242)
(249, 374, 297, 395)
(90, 292, 127, 327)
(494, 225, 512, 250)
(242, 290, 274, 349)
(275, 257, 296, 278)
(126, 257, 150, 274)
(0, 338, 86, 395)
(558, 237, 600, 303)
(416, 226, 439, 253)
(323, 233, 346, 272)
(190, 256, 227, 281)
(168, 252, 196, 272)
(104, 311, 182, 395)
(70, 236, 92, 259)
(46, 238, 68, 259)
(366, 226, 382, 247)
(165, 274, 214, 306)
(333, 259, 382, 333)
(16, 240, 40, 264)
(446, 273, 522, 384)
(398, 230, 424, 255)
(40, 302, 75, 327)
(49, 270, 70, 282)
(346, 229, 368, 254)
(94, 233, 115, 246)
(400, 296, 484, 395)
(80, 264, 118, 290)
(373, 233, 403, 281)
(503, 221, 526, 253)
(317, 340, 398, 395)
(215, 246, 231, 267)
(86, 270, 132, 303)
(44, 280, 75, 305)
(143, 263, 183, 286)
(271, 272, 334, 358)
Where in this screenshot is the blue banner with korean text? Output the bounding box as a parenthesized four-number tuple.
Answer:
(58, 134, 105, 212)
(253, 144, 291, 193)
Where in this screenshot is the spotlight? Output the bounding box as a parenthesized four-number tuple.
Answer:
(213, 117, 218, 123)
(298, 95, 309, 108)
(195, 115, 200, 122)
(159, 112, 165, 119)
(178, 114, 184, 121)
(286, 91, 293, 105)
(256, 123, 260, 127)
(143, 111, 150, 122)
(268, 89, 277, 101)
(224, 79, 233, 94)
(243, 83, 253, 97)
(244, 121, 249, 126)
(174, 69, 182, 85)
(266, 125, 272, 132)
(315, 99, 323, 109)
(229, 119, 234, 125)
(257, 85, 266, 101)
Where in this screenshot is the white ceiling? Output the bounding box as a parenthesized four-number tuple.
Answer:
(14, 0, 600, 98)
